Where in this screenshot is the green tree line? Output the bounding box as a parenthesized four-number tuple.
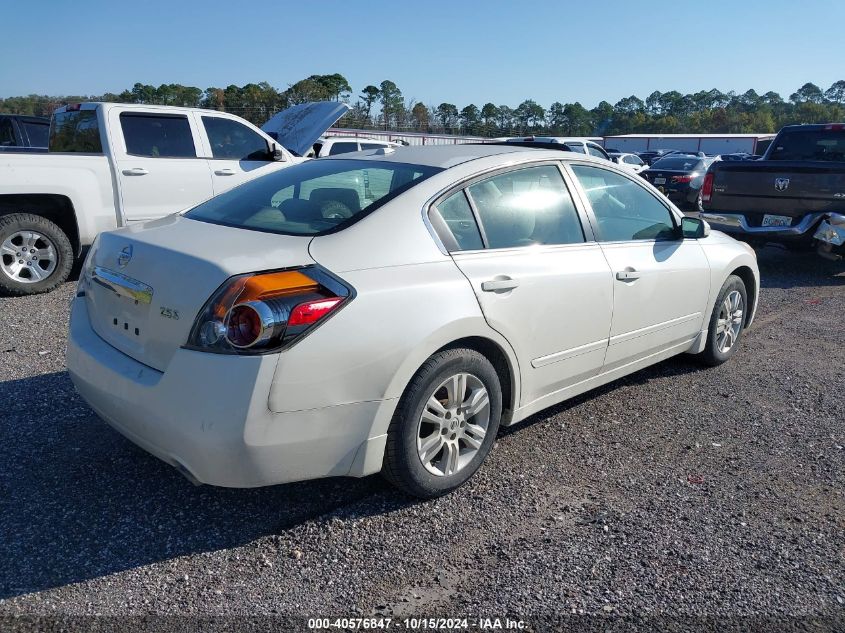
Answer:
(2, 75, 844, 137)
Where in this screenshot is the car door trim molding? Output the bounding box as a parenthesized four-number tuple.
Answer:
(531, 338, 608, 369)
(608, 311, 701, 347)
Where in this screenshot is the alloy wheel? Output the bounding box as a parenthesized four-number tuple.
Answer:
(716, 290, 744, 353)
(416, 372, 490, 477)
(0, 230, 58, 284)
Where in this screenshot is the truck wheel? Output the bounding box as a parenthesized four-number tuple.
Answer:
(698, 275, 748, 367)
(382, 348, 502, 498)
(0, 213, 74, 296)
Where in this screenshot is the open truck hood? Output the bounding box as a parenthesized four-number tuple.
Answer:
(261, 102, 350, 156)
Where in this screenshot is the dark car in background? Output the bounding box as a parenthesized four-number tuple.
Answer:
(636, 149, 678, 165)
(641, 155, 717, 212)
(0, 114, 49, 153)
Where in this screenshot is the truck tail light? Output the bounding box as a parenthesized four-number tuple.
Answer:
(186, 267, 351, 354)
(701, 172, 714, 203)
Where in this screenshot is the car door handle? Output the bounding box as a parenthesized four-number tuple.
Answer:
(481, 277, 519, 292)
(214, 168, 236, 176)
(121, 168, 148, 176)
(616, 269, 642, 281)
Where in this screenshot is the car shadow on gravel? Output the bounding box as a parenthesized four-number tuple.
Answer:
(755, 247, 844, 289)
(0, 370, 394, 599)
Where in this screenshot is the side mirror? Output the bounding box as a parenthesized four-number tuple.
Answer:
(681, 216, 710, 239)
(272, 144, 286, 162)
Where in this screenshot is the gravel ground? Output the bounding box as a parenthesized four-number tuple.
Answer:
(0, 247, 843, 632)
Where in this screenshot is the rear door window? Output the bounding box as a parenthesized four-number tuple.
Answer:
(120, 113, 196, 158)
(466, 165, 585, 248)
(202, 116, 271, 161)
(571, 164, 677, 241)
(361, 142, 387, 150)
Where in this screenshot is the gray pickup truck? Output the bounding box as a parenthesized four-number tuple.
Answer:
(700, 123, 845, 255)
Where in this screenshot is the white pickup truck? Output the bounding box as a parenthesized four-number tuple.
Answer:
(0, 101, 348, 294)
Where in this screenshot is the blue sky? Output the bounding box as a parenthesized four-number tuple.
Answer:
(2, 0, 844, 108)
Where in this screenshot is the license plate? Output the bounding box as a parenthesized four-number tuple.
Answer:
(653, 177, 666, 185)
(761, 214, 792, 227)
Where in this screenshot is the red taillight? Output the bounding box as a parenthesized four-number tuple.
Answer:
(701, 172, 714, 202)
(289, 297, 343, 326)
(188, 267, 351, 354)
(823, 123, 844, 131)
(671, 175, 694, 183)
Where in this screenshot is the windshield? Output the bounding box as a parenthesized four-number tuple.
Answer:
(185, 158, 441, 236)
(650, 157, 702, 171)
(767, 129, 845, 162)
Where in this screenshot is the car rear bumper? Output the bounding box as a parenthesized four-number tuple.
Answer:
(66, 297, 393, 488)
(699, 212, 825, 240)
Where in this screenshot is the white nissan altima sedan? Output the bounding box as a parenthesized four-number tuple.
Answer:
(67, 144, 759, 498)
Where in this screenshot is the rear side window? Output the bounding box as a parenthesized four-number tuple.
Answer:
(430, 191, 484, 251)
(768, 129, 845, 162)
(49, 110, 103, 153)
(466, 165, 585, 248)
(571, 164, 677, 241)
(22, 121, 49, 147)
(202, 116, 271, 161)
(186, 158, 441, 236)
(361, 142, 386, 150)
(328, 141, 359, 155)
(120, 113, 195, 158)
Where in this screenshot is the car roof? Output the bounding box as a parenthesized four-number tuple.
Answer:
(322, 143, 586, 169)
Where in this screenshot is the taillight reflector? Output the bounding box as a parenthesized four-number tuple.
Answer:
(289, 297, 343, 326)
(701, 172, 714, 202)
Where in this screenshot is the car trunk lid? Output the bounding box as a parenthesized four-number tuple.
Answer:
(84, 215, 314, 372)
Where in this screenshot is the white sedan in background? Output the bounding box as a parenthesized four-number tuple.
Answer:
(608, 151, 648, 173)
(67, 145, 759, 498)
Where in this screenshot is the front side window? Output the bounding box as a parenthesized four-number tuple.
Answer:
(571, 164, 677, 242)
(186, 158, 441, 236)
(328, 141, 359, 155)
(49, 110, 102, 153)
(466, 165, 585, 249)
(120, 114, 195, 158)
(203, 116, 270, 161)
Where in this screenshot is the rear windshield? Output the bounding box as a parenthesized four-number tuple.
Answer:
(768, 129, 845, 162)
(185, 158, 441, 236)
(49, 110, 102, 153)
(650, 157, 702, 171)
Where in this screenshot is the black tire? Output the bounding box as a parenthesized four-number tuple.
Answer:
(698, 275, 748, 367)
(0, 213, 74, 296)
(382, 348, 502, 498)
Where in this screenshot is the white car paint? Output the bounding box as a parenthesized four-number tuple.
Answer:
(66, 145, 759, 489)
(0, 101, 347, 246)
(608, 152, 647, 173)
(311, 136, 402, 158)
